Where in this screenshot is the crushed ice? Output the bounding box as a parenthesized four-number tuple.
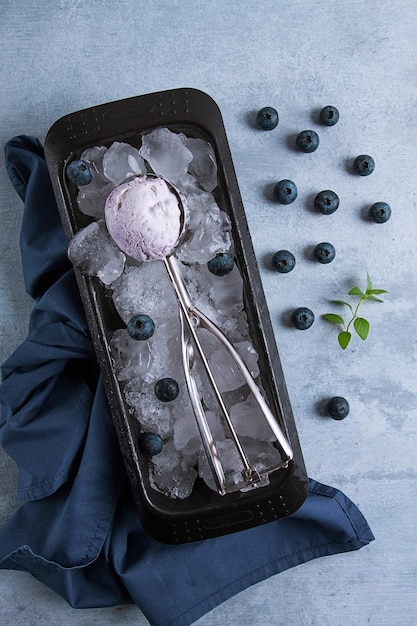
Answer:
(67, 127, 281, 498)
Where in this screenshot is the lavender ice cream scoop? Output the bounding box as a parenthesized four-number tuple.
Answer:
(104, 175, 185, 261)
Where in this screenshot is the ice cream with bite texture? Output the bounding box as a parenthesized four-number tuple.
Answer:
(104, 175, 185, 262)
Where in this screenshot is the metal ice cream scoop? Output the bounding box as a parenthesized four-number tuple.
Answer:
(105, 175, 293, 495)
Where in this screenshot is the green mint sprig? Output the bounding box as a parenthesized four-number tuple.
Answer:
(323, 273, 388, 349)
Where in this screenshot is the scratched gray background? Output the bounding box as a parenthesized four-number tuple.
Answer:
(1, 1, 416, 624)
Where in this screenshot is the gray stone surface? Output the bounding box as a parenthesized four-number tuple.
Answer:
(1, 1, 416, 624)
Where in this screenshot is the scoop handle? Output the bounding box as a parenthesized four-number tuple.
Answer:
(164, 255, 294, 467)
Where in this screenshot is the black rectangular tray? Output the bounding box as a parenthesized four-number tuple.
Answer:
(44, 88, 308, 544)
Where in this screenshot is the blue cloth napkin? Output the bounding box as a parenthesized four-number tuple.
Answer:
(0, 136, 374, 626)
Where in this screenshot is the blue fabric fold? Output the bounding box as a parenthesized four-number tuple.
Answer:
(0, 136, 374, 626)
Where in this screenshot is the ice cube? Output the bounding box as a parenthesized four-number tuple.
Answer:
(220, 309, 250, 343)
(181, 261, 243, 319)
(109, 329, 152, 381)
(149, 439, 198, 499)
(208, 264, 244, 316)
(75, 146, 114, 219)
(103, 141, 147, 185)
(184, 135, 218, 192)
(139, 127, 195, 189)
(207, 340, 259, 393)
(240, 437, 282, 471)
(176, 204, 232, 263)
(182, 187, 217, 232)
(111, 263, 178, 324)
(173, 403, 226, 460)
(187, 324, 259, 395)
(191, 262, 250, 342)
(67, 220, 126, 284)
(198, 439, 243, 492)
(230, 395, 276, 442)
(173, 411, 201, 458)
(80, 145, 109, 185)
(76, 182, 114, 219)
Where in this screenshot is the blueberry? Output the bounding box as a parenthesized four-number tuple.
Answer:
(66, 159, 92, 186)
(291, 307, 315, 330)
(139, 432, 163, 455)
(353, 154, 375, 176)
(256, 107, 279, 130)
(296, 130, 319, 153)
(274, 179, 298, 204)
(127, 314, 155, 340)
(314, 190, 339, 215)
(328, 396, 350, 420)
(313, 242, 336, 264)
(272, 250, 296, 273)
(154, 377, 179, 402)
(319, 106, 339, 126)
(369, 202, 391, 223)
(207, 252, 235, 276)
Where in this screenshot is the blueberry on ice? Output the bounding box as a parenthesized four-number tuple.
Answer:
(296, 130, 319, 153)
(291, 307, 315, 330)
(274, 179, 298, 204)
(313, 242, 336, 264)
(328, 396, 350, 420)
(319, 106, 339, 126)
(139, 432, 163, 455)
(66, 159, 92, 186)
(353, 154, 375, 176)
(127, 314, 155, 340)
(369, 202, 391, 223)
(256, 107, 279, 130)
(314, 190, 339, 215)
(154, 377, 179, 402)
(272, 250, 296, 273)
(207, 252, 235, 276)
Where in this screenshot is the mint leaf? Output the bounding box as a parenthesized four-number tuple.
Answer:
(366, 273, 373, 292)
(338, 331, 351, 350)
(348, 286, 365, 297)
(354, 317, 370, 340)
(323, 313, 345, 325)
(331, 299, 353, 307)
(331, 300, 354, 314)
(367, 295, 385, 302)
(368, 289, 388, 295)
